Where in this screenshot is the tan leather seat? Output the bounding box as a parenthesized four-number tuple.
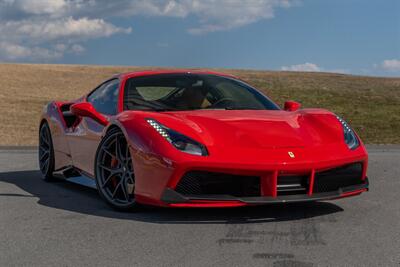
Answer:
(177, 88, 207, 109)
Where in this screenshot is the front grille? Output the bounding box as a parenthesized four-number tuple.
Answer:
(313, 163, 363, 193)
(175, 171, 261, 197)
(277, 175, 309, 195)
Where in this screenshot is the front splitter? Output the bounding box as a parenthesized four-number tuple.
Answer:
(161, 178, 369, 206)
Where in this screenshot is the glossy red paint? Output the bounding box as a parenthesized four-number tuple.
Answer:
(70, 102, 109, 126)
(284, 100, 301, 111)
(308, 170, 316, 196)
(339, 189, 368, 198)
(40, 69, 369, 208)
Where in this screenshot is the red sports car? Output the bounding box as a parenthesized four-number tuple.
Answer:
(39, 70, 369, 210)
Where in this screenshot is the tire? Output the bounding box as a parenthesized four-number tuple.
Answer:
(38, 122, 56, 181)
(95, 128, 140, 211)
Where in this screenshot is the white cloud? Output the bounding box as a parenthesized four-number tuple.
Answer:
(0, 42, 32, 59)
(381, 59, 400, 72)
(186, 0, 295, 34)
(113, 0, 296, 34)
(281, 62, 321, 72)
(75, 0, 297, 34)
(0, 16, 131, 61)
(0, 42, 62, 60)
(54, 43, 85, 54)
(54, 43, 67, 52)
(281, 62, 349, 74)
(15, 0, 67, 15)
(0, 1, 131, 61)
(0, 0, 297, 61)
(0, 17, 131, 42)
(70, 44, 85, 54)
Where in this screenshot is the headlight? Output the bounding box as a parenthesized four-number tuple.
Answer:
(146, 119, 208, 156)
(336, 116, 359, 150)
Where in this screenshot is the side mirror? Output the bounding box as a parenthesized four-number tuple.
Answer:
(284, 101, 301, 112)
(70, 102, 109, 126)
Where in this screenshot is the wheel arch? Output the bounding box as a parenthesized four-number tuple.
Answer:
(104, 123, 123, 135)
(103, 120, 138, 150)
(39, 118, 48, 131)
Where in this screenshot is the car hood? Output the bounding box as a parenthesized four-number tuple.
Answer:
(156, 109, 343, 149)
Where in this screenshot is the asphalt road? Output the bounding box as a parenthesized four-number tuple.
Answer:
(0, 146, 399, 267)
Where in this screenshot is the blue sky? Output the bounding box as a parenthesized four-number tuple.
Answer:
(0, 0, 399, 76)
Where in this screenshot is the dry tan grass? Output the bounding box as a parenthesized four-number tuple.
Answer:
(0, 63, 399, 145)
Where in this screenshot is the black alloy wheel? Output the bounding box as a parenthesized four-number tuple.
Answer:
(38, 122, 55, 181)
(95, 128, 139, 211)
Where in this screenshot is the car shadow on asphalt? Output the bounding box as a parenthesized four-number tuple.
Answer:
(0, 170, 344, 224)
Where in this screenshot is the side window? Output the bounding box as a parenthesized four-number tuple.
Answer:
(87, 79, 120, 115)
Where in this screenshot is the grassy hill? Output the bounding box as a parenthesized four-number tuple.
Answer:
(0, 63, 399, 145)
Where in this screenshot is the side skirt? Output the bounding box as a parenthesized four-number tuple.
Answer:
(53, 166, 97, 189)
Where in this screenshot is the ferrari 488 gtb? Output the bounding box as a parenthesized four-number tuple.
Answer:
(39, 70, 369, 210)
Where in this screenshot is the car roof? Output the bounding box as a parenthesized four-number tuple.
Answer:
(116, 69, 239, 80)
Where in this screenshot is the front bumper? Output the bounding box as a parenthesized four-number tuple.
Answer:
(161, 178, 369, 207)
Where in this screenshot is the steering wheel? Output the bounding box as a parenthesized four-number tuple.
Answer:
(210, 98, 235, 108)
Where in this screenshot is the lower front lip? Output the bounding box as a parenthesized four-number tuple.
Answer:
(162, 179, 369, 208)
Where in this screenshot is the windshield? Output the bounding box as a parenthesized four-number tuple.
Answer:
(123, 74, 280, 111)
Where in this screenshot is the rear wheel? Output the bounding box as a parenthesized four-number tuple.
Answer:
(95, 128, 139, 211)
(38, 122, 55, 181)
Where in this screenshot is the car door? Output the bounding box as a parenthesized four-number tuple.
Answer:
(67, 79, 120, 176)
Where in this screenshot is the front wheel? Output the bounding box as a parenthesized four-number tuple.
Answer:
(95, 129, 140, 211)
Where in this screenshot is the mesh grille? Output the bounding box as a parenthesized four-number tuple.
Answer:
(313, 163, 363, 193)
(176, 171, 261, 197)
